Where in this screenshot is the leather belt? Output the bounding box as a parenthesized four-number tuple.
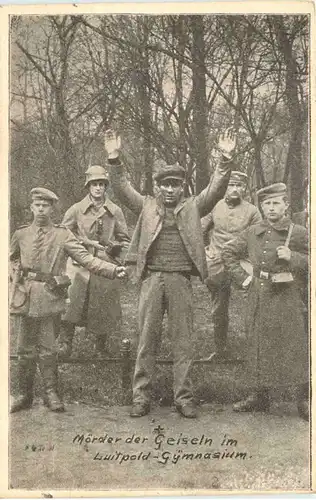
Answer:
(22, 270, 56, 282)
(144, 268, 191, 281)
(253, 269, 294, 283)
(254, 270, 270, 280)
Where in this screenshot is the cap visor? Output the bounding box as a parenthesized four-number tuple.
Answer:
(158, 175, 184, 181)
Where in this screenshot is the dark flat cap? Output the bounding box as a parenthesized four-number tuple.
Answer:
(153, 163, 186, 183)
(256, 183, 287, 201)
(31, 187, 59, 202)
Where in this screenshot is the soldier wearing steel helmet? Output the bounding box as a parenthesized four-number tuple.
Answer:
(58, 165, 130, 358)
(10, 187, 127, 413)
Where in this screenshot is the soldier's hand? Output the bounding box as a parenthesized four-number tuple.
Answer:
(218, 127, 237, 158)
(115, 266, 127, 279)
(276, 246, 291, 261)
(82, 238, 105, 251)
(90, 240, 105, 251)
(104, 129, 121, 159)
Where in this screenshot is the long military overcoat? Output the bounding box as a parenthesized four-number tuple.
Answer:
(62, 195, 130, 337)
(222, 218, 308, 388)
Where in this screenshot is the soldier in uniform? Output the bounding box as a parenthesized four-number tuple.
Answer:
(58, 166, 130, 358)
(222, 183, 309, 420)
(104, 128, 236, 419)
(202, 171, 261, 359)
(10, 187, 126, 413)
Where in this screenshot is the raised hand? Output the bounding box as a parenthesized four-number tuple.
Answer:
(104, 129, 121, 159)
(218, 127, 237, 158)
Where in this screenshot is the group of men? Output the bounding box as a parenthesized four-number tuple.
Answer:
(10, 127, 309, 421)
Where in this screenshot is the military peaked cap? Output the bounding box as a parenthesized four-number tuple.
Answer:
(229, 171, 248, 184)
(31, 187, 59, 202)
(256, 183, 287, 201)
(153, 162, 186, 183)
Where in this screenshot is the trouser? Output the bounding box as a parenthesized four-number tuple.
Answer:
(206, 281, 231, 353)
(14, 315, 60, 396)
(15, 314, 60, 357)
(133, 271, 194, 406)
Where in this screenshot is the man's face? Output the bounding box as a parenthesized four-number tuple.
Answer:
(89, 180, 107, 200)
(225, 181, 245, 202)
(157, 178, 183, 206)
(31, 199, 53, 224)
(261, 196, 289, 222)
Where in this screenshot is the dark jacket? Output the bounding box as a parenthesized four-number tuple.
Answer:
(222, 218, 308, 387)
(109, 157, 233, 282)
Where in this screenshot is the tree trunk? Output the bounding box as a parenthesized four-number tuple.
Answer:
(253, 141, 265, 189)
(273, 16, 307, 212)
(190, 15, 209, 194)
(137, 17, 153, 195)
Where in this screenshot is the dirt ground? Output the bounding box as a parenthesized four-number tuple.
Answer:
(10, 401, 310, 492)
(9, 279, 311, 493)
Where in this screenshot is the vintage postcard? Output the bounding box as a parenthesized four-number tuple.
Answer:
(1, 0, 314, 496)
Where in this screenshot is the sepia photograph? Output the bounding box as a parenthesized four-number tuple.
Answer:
(6, 3, 313, 494)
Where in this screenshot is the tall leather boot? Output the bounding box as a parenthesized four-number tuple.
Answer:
(39, 354, 65, 412)
(58, 321, 75, 360)
(10, 356, 37, 413)
(297, 383, 309, 421)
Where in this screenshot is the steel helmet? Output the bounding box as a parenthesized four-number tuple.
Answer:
(84, 165, 109, 187)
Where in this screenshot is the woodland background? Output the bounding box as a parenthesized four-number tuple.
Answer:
(9, 19, 310, 489)
(10, 14, 309, 228)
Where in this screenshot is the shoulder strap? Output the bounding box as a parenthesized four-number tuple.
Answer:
(284, 222, 294, 248)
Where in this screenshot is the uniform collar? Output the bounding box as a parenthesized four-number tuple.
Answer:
(224, 197, 243, 208)
(31, 221, 54, 233)
(80, 194, 116, 215)
(254, 216, 291, 235)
